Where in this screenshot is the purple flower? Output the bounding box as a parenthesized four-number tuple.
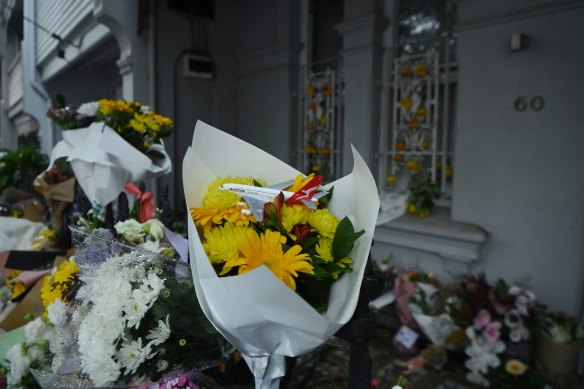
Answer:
(474, 309, 491, 330)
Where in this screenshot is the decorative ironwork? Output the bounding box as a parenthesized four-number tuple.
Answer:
(385, 51, 441, 186)
(298, 65, 344, 182)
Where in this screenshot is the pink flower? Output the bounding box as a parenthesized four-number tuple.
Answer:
(484, 321, 502, 343)
(159, 375, 199, 389)
(492, 300, 508, 315)
(371, 377, 383, 387)
(474, 309, 491, 330)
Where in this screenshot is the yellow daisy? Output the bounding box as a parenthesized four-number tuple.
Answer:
(191, 205, 256, 233)
(307, 209, 339, 239)
(221, 230, 313, 290)
(203, 223, 251, 264)
(505, 359, 528, 376)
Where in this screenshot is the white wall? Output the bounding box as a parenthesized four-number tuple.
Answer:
(453, 2, 584, 315)
(235, 0, 301, 164)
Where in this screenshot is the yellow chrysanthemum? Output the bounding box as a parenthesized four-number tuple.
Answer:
(332, 258, 352, 280)
(307, 208, 339, 239)
(287, 173, 315, 193)
(505, 359, 527, 376)
(129, 117, 146, 132)
(203, 223, 251, 264)
(98, 99, 135, 116)
(221, 230, 313, 291)
(41, 259, 80, 311)
(203, 176, 265, 209)
(53, 259, 80, 283)
(281, 204, 310, 232)
(41, 275, 62, 311)
(10, 281, 26, 300)
(315, 238, 333, 261)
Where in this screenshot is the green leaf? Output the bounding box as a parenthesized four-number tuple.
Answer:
(332, 217, 365, 261)
(317, 186, 334, 209)
(252, 179, 264, 187)
(300, 236, 319, 251)
(56, 94, 66, 108)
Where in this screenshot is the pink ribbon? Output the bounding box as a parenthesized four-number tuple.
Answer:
(125, 183, 155, 223)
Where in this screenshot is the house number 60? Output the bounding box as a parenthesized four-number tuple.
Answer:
(514, 96, 544, 112)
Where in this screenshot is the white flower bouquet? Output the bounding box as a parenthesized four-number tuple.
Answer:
(1, 228, 228, 388)
(183, 121, 380, 388)
(47, 99, 173, 206)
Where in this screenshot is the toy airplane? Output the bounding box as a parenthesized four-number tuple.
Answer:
(219, 175, 325, 220)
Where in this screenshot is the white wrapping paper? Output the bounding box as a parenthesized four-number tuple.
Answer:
(49, 122, 172, 205)
(183, 121, 380, 387)
(0, 217, 45, 251)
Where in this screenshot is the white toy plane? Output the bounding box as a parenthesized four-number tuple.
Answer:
(219, 175, 326, 220)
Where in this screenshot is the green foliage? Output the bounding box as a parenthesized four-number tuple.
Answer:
(406, 172, 440, 217)
(332, 216, 365, 261)
(0, 146, 49, 195)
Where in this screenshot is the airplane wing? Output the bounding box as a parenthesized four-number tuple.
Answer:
(241, 194, 267, 221)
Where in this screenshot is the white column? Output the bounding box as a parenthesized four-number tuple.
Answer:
(336, 2, 387, 176)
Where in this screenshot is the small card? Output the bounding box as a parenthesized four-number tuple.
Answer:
(395, 325, 419, 349)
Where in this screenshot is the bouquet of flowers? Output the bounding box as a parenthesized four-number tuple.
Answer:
(183, 121, 380, 388)
(445, 275, 538, 387)
(46, 98, 173, 206)
(538, 311, 584, 343)
(2, 228, 228, 388)
(33, 158, 76, 232)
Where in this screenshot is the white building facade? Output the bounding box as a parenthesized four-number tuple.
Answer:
(1, 0, 582, 316)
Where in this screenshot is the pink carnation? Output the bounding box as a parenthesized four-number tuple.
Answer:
(484, 321, 502, 342)
(473, 309, 491, 330)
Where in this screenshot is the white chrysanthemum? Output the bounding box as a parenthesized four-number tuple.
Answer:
(146, 219, 165, 241)
(47, 299, 68, 326)
(124, 293, 150, 329)
(140, 272, 164, 300)
(6, 344, 31, 386)
(77, 101, 100, 116)
(146, 315, 171, 345)
(116, 338, 156, 376)
(24, 316, 51, 342)
(78, 310, 122, 386)
(115, 219, 146, 243)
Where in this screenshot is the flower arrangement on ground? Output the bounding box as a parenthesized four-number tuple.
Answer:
(183, 121, 380, 388)
(398, 271, 542, 387)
